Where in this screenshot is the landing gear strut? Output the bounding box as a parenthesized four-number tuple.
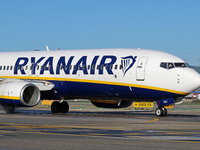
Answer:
(155, 107, 167, 117)
(51, 101, 69, 113)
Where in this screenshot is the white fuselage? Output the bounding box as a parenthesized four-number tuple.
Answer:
(0, 48, 200, 102)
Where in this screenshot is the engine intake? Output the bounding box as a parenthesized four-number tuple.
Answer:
(20, 83, 41, 106)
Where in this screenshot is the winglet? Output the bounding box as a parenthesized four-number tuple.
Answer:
(46, 45, 49, 51)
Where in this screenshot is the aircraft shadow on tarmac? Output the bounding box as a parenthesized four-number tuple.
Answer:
(12, 108, 200, 118)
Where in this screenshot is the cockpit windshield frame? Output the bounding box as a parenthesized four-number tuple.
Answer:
(174, 63, 187, 68)
(160, 62, 188, 70)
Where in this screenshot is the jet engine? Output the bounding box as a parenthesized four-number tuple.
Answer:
(0, 81, 40, 107)
(91, 100, 133, 108)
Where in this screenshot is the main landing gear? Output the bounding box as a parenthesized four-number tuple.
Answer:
(155, 107, 167, 117)
(51, 101, 69, 113)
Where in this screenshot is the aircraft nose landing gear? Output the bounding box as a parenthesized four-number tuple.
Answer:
(155, 98, 174, 117)
(155, 107, 167, 117)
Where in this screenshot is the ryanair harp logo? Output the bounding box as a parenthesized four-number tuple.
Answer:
(121, 56, 137, 76)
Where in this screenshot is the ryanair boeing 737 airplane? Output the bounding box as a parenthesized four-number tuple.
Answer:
(0, 48, 199, 116)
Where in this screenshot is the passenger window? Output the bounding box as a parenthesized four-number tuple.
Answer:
(88, 65, 90, 70)
(115, 65, 118, 70)
(10, 66, 13, 70)
(105, 65, 109, 70)
(119, 65, 122, 70)
(7, 66, 9, 70)
(92, 65, 95, 70)
(65, 65, 67, 70)
(0, 66, 2, 70)
(110, 65, 113, 69)
(101, 64, 104, 70)
(168, 63, 174, 69)
(56, 65, 59, 70)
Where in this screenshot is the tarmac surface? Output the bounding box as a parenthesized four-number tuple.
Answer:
(0, 106, 200, 150)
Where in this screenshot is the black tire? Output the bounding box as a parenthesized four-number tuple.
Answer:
(59, 101, 69, 113)
(155, 108, 163, 116)
(162, 108, 167, 116)
(51, 101, 60, 113)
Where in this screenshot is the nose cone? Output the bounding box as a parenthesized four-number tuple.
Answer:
(195, 72, 200, 88)
(198, 75, 200, 88)
(185, 69, 200, 92)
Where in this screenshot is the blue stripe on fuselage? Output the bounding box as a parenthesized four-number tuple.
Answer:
(0, 99, 22, 106)
(48, 80, 182, 101)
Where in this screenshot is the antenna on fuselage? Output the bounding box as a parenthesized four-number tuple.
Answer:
(46, 45, 50, 51)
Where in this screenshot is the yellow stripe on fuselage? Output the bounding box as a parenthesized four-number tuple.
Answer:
(0, 76, 189, 96)
(0, 95, 20, 100)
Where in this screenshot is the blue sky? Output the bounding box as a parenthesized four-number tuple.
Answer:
(0, 0, 200, 65)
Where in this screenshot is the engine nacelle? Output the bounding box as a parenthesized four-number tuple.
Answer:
(0, 81, 40, 107)
(91, 100, 133, 108)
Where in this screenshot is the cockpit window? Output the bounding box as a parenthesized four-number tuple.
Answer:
(186, 63, 191, 68)
(160, 62, 167, 69)
(174, 63, 187, 68)
(160, 62, 174, 69)
(168, 63, 175, 69)
(160, 62, 187, 70)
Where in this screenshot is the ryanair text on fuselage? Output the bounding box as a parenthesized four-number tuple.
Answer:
(14, 55, 137, 76)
